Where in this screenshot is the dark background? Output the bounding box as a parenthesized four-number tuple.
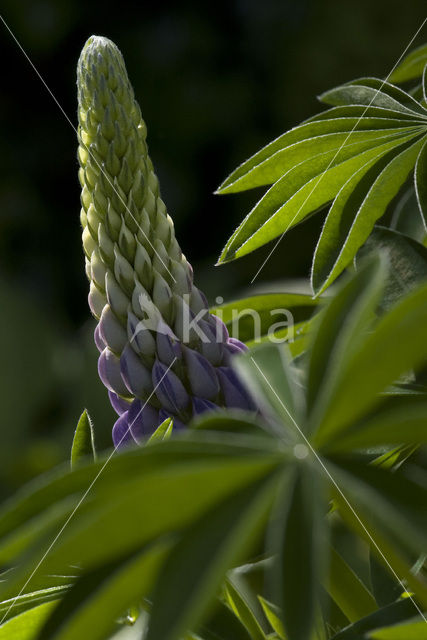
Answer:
(0, 0, 425, 494)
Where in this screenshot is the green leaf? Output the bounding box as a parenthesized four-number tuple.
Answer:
(0, 437, 255, 558)
(218, 131, 419, 264)
(309, 104, 424, 123)
(192, 410, 273, 438)
(319, 79, 427, 117)
(216, 106, 423, 195)
(389, 43, 427, 83)
(233, 343, 303, 436)
(210, 292, 319, 343)
(70, 410, 96, 469)
(216, 127, 413, 194)
(198, 598, 254, 640)
(145, 472, 279, 640)
(312, 280, 427, 446)
(258, 598, 286, 639)
(270, 465, 326, 640)
(0, 586, 71, 625)
(326, 397, 427, 451)
(423, 64, 427, 103)
(147, 418, 173, 443)
(37, 541, 170, 640)
(307, 256, 385, 419)
(226, 563, 270, 636)
(355, 226, 427, 311)
(369, 617, 427, 638)
(330, 599, 419, 639)
(224, 579, 267, 640)
(369, 550, 402, 608)
(312, 135, 425, 295)
(390, 188, 426, 242)
(326, 547, 377, 622)
(415, 137, 427, 227)
(0, 602, 58, 640)
(0, 435, 284, 602)
(329, 459, 427, 606)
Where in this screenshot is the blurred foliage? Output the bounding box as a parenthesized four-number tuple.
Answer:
(0, 0, 426, 491)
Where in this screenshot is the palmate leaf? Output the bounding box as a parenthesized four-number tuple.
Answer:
(37, 542, 170, 640)
(0, 436, 277, 572)
(0, 585, 72, 626)
(306, 256, 385, 418)
(0, 434, 283, 604)
(369, 550, 402, 608)
(326, 547, 377, 623)
(355, 226, 427, 311)
(389, 42, 427, 83)
(268, 464, 326, 640)
(310, 278, 427, 444)
(224, 572, 267, 640)
(210, 290, 319, 359)
(318, 78, 427, 116)
(326, 397, 427, 452)
(210, 292, 319, 344)
(390, 187, 426, 242)
(329, 459, 427, 607)
(216, 126, 414, 194)
(330, 599, 420, 639)
(216, 73, 427, 294)
(231, 263, 427, 631)
(218, 129, 423, 264)
(224, 577, 267, 640)
(197, 597, 256, 640)
(0, 602, 58, 640)
(258, 598, 286, 639)
(415, 138, 427, 226)
(311, 135, 425, 294)
(369, 617, 427, 639)
(233, 341, 304, 435)
(308, 104, 425, 123)
(145, 473, 280, 640)
(216, 102, 426, 195)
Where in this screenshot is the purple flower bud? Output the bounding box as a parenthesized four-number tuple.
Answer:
(94, 324, 106, 352)
(221, 341, 246, 366)
(112, 412, 134, 449)
(183, 347, 220, 400)
(155, 321, 182, 366)
(190, 287, 209, 314)
(98, 348, 129, 396)
(127, 399, 159, 443)
(228, 337, 248, 352)
(99, 305, 128, 353)
(120, 344, 153, 398)
(127, 310, 156, 356)
(159, 409, 186, 430)
(209, 313, 229, 342)
(108, 390, 132, 415)
(152, 360, 189, 414)
(198, 319, 223, 366)
(217, 367, 255, 411)
(192, 397, 219, 415)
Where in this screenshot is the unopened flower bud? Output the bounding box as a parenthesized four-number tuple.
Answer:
(77, 35, 255, 447)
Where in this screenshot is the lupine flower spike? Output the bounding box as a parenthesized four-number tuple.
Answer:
(77, 35, 254, 447)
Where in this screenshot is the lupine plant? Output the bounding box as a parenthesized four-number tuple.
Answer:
(1, 34, 427, 640)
